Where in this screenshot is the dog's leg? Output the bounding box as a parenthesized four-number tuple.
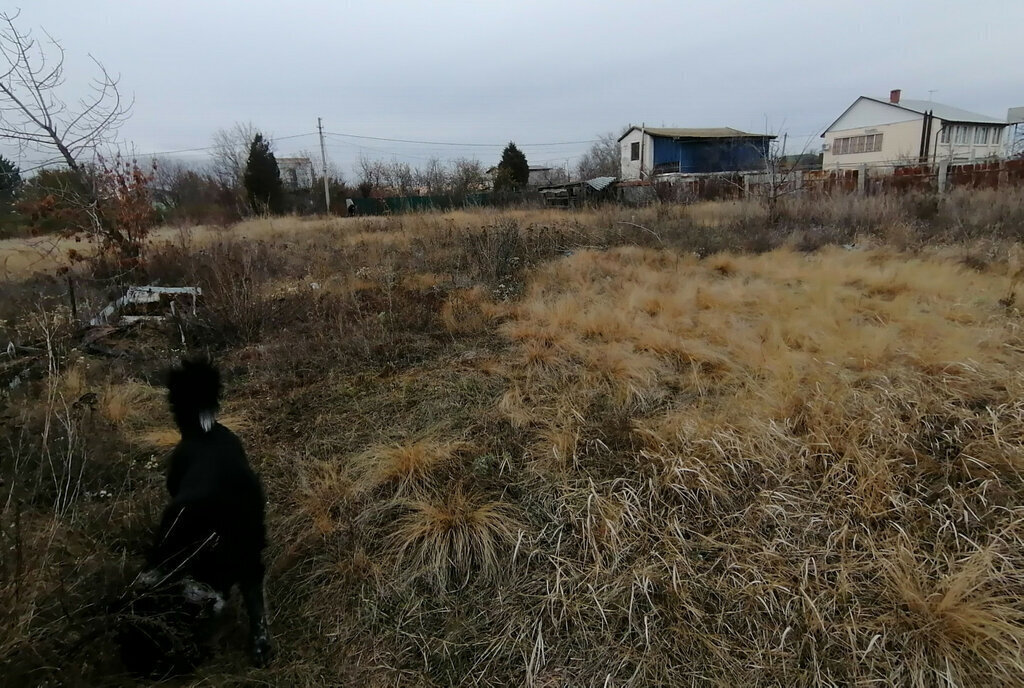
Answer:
(240, 562, 272, 667)
(182, 578, 227, 615)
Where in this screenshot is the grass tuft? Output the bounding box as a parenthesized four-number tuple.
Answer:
(390, 487, 522, 590)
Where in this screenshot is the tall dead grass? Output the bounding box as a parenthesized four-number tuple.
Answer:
(6, 197, 1024, 685)
(483, 244, 1024, 685)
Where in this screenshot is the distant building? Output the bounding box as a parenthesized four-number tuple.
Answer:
(528, 166, 563, 187)
(485, 165, 566, 188)
(778, 152, 823, 171)
(821, 90, 1009, 168)
(618, 126, 774, 180)
(277, 157, 314, 189)
(538, 175, 616, 208)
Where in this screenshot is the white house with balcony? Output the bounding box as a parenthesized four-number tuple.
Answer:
(821, 90, 1008, 169)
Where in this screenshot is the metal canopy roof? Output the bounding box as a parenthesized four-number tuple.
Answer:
(618, 126, 774, 142)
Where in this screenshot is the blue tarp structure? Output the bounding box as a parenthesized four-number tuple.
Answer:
(651, 135, 771, 174)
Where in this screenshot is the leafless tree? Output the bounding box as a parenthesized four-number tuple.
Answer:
(356, 155, 387, 195)
(208, 122, 261, 215)
(0, 10, 131, 170)
(576, 132, 620, 180)
(751, 135, 813, 224)
(355, 155, 487, 200)
(449, 158, 486, 197)
(384, 160, 414, 195)
(211, 121, 258, 188)
(416, 157, 449, 195)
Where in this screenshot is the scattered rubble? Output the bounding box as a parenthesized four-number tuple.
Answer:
(90, 286, 201, 326)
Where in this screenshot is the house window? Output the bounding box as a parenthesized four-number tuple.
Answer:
(940, 127, 950, 144)
(975, 127, 989, 144)
(992, 128, 1001, 145)
(954, 126, 969, 144)
(630, 142, 640, 161)
(832, 133, 883, 155)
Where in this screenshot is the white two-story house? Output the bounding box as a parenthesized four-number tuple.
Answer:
(822, 90, 1008, 169)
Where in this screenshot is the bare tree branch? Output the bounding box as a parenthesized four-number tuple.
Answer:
(0, 10, 131, 170)
(211, 121, 258, 188)
(577, 131, 621, 180)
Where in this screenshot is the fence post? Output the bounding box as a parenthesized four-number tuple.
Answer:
(937, 160, 949, 193)
(857, 165, 867, 195)
(66, 276, 78, 323)
(998, 160, 1009, 190)
(743, 174, 750, 197)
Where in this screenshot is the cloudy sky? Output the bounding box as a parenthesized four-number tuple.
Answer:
(3, 1, 1021, 178)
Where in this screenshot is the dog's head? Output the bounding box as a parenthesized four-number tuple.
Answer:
(166, 357, 221, 432)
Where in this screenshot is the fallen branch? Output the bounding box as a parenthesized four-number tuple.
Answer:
(615, 221, 664, 246)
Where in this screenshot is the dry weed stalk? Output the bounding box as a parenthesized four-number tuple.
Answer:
(7, 200, 1024, 685)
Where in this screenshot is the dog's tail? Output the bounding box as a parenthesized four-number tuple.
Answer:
(167, 357, 221, 434)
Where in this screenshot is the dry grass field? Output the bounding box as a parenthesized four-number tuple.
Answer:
(4, 192, 1024, 686)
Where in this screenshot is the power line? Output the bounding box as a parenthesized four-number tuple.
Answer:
(16, 157, 68, 174)
(133, 132, 318, 158)
(10, 128, 598, 172)
(9, 132, 321, 171)
(323, 140, 584, 166)
(322, 138, 444, 162)
(325, 131, 598, 148)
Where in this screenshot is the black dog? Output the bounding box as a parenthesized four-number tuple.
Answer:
(140, 358, 272, 666)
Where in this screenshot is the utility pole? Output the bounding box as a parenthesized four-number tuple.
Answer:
(318, 117, 331, 213)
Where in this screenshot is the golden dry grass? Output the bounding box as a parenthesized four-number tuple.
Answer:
(8, 199, 1024, 686)
(390, 487, 522, 589)
(351, 437, 472, 495)
(480, 243, 1024, 685)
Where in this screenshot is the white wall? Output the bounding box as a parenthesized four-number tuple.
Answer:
(823, 119, 923, 168)
(824, 118, 1007, 168)
(823, 98, 1007, 168)
(829, 97, 919, 131)
(619, 128, 653, 180)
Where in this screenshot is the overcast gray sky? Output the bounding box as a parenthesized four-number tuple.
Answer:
(4, 1, 1022, 177)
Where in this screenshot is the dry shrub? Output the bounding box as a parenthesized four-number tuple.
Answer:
(183, 239, 288, 347)
(459, 218, 526, 284)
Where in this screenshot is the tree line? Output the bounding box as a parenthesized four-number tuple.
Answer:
(0, 8, 621, 262)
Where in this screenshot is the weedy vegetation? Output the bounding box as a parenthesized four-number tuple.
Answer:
(4, 190, 1024, 686)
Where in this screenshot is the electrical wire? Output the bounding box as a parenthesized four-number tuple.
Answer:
(11, 128, 600, 173)
(133, 131, 318, 157)
(325, 131, 598, 148)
